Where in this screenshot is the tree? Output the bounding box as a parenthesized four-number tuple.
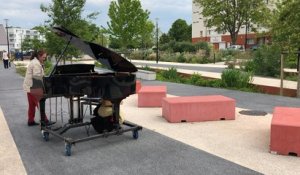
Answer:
(270, 0, 300, 97)
(194, 0, 270, 44)
(139, 21, 155, 49)
(21, 36, 45, 52)
(106, 0, 154, 49)
(159, 33, 171, 44)
(271, 0, 300, 49)
(168, 19, 191, 42)
(40, 0, 99, 57)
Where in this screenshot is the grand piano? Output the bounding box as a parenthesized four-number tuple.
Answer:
(40, 26, 142, 156)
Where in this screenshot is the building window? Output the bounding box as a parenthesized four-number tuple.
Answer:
(247, 39, 255, 45)
(200, 31, 203, 37)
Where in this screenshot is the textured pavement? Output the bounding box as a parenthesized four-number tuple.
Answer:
(1, 61, 300, 174)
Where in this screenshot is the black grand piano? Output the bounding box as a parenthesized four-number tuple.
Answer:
(40, 26, 142, 156)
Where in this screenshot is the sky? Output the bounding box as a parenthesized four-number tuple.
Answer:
(0, 0, 192, 33)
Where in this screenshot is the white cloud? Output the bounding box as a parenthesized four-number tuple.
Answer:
(87, 0, 111, 6)
(141, 0, 191, 12)
(0, 0, 192, 32)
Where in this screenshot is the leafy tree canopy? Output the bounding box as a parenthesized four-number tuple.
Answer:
(271, 0, 300, 49)
(168, 19, 191, 42)
(106, 0, 154, 49)
(40, 0, 100, 57)
(194, 0, 270, 44)
(159, 33, 171, 44)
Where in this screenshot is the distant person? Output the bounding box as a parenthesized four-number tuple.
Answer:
(15, 52, 20, 61)
(23, 49, 52, 126)
(2, 50, 9, 69)
(20, 52, 24, 61)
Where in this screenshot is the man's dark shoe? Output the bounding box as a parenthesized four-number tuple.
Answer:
(28, 121, 39, 126)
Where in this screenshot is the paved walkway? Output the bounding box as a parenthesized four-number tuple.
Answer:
(0, 62, 260, 175)
(2, 60, 300, 174)
(0, 63, 27, 175)
(0, 108, 27, 175)
(123, 94, 300, 175)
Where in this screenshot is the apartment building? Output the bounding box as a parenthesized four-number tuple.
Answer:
(0, 24, 45, 52)
(0, 24, 8, 52)
(192, 1, 276, 50)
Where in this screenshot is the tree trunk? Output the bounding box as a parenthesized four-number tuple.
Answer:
(230, 32, 237, 45)
(297, 48, 300, 97)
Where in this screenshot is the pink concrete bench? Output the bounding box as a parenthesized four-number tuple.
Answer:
(162, 95, 235, 123)
(136, 80, 141, 93)
(270, 107, 300, 156)
(138, 86, 167, 107)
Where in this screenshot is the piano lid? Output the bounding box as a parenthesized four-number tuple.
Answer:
(52, 26, 137, 73)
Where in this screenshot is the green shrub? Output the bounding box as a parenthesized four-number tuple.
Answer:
(205, 79, 223, 87)
(129, 51, 143, 60)
(156, 68, 256, 92)
(173, 42, 196, 53)
(285, 54, 297, 68)
(159, 53, 176, 62)
(186, 73, 205, 86)
(250, 44, 281, 77)
(44, 60, 53, 76)
(221, 69, 253, 88)
(176, 54, 186, 63)
(159, 43, 171, 52)
(194, 42, 211, 56)
(16, 67, 27, 77)
(161, 67, 178, 80)
(157, 67, 184, 83)
(15, 63, 26, 67)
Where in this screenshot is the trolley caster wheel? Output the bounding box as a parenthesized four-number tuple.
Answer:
(65, 143, 72, 156)
(41, 130, 49, 141)
(132, 130, 139, 139)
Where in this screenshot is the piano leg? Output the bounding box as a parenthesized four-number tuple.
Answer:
(69, 96, 83, 124)
(77, 96, 82, 122)
(69, 97, 74, 123)
(112, 100, 121, 131)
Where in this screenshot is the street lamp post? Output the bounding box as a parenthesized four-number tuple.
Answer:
(4, 19, 9, 53)
(155, 18, 159, 64)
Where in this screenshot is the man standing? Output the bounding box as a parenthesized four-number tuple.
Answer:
(2, 50, 9, 69)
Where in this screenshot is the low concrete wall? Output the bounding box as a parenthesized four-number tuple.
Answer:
(136, 69, 156, 80)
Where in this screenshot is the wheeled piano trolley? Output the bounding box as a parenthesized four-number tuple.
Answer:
(41, 96, 142, 156)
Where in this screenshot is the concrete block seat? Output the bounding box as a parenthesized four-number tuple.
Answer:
(162, 95, 235, 123)
(270, 107, 300, 156)
(138, 86, 167, 107)
(136, 80, 141, 93)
